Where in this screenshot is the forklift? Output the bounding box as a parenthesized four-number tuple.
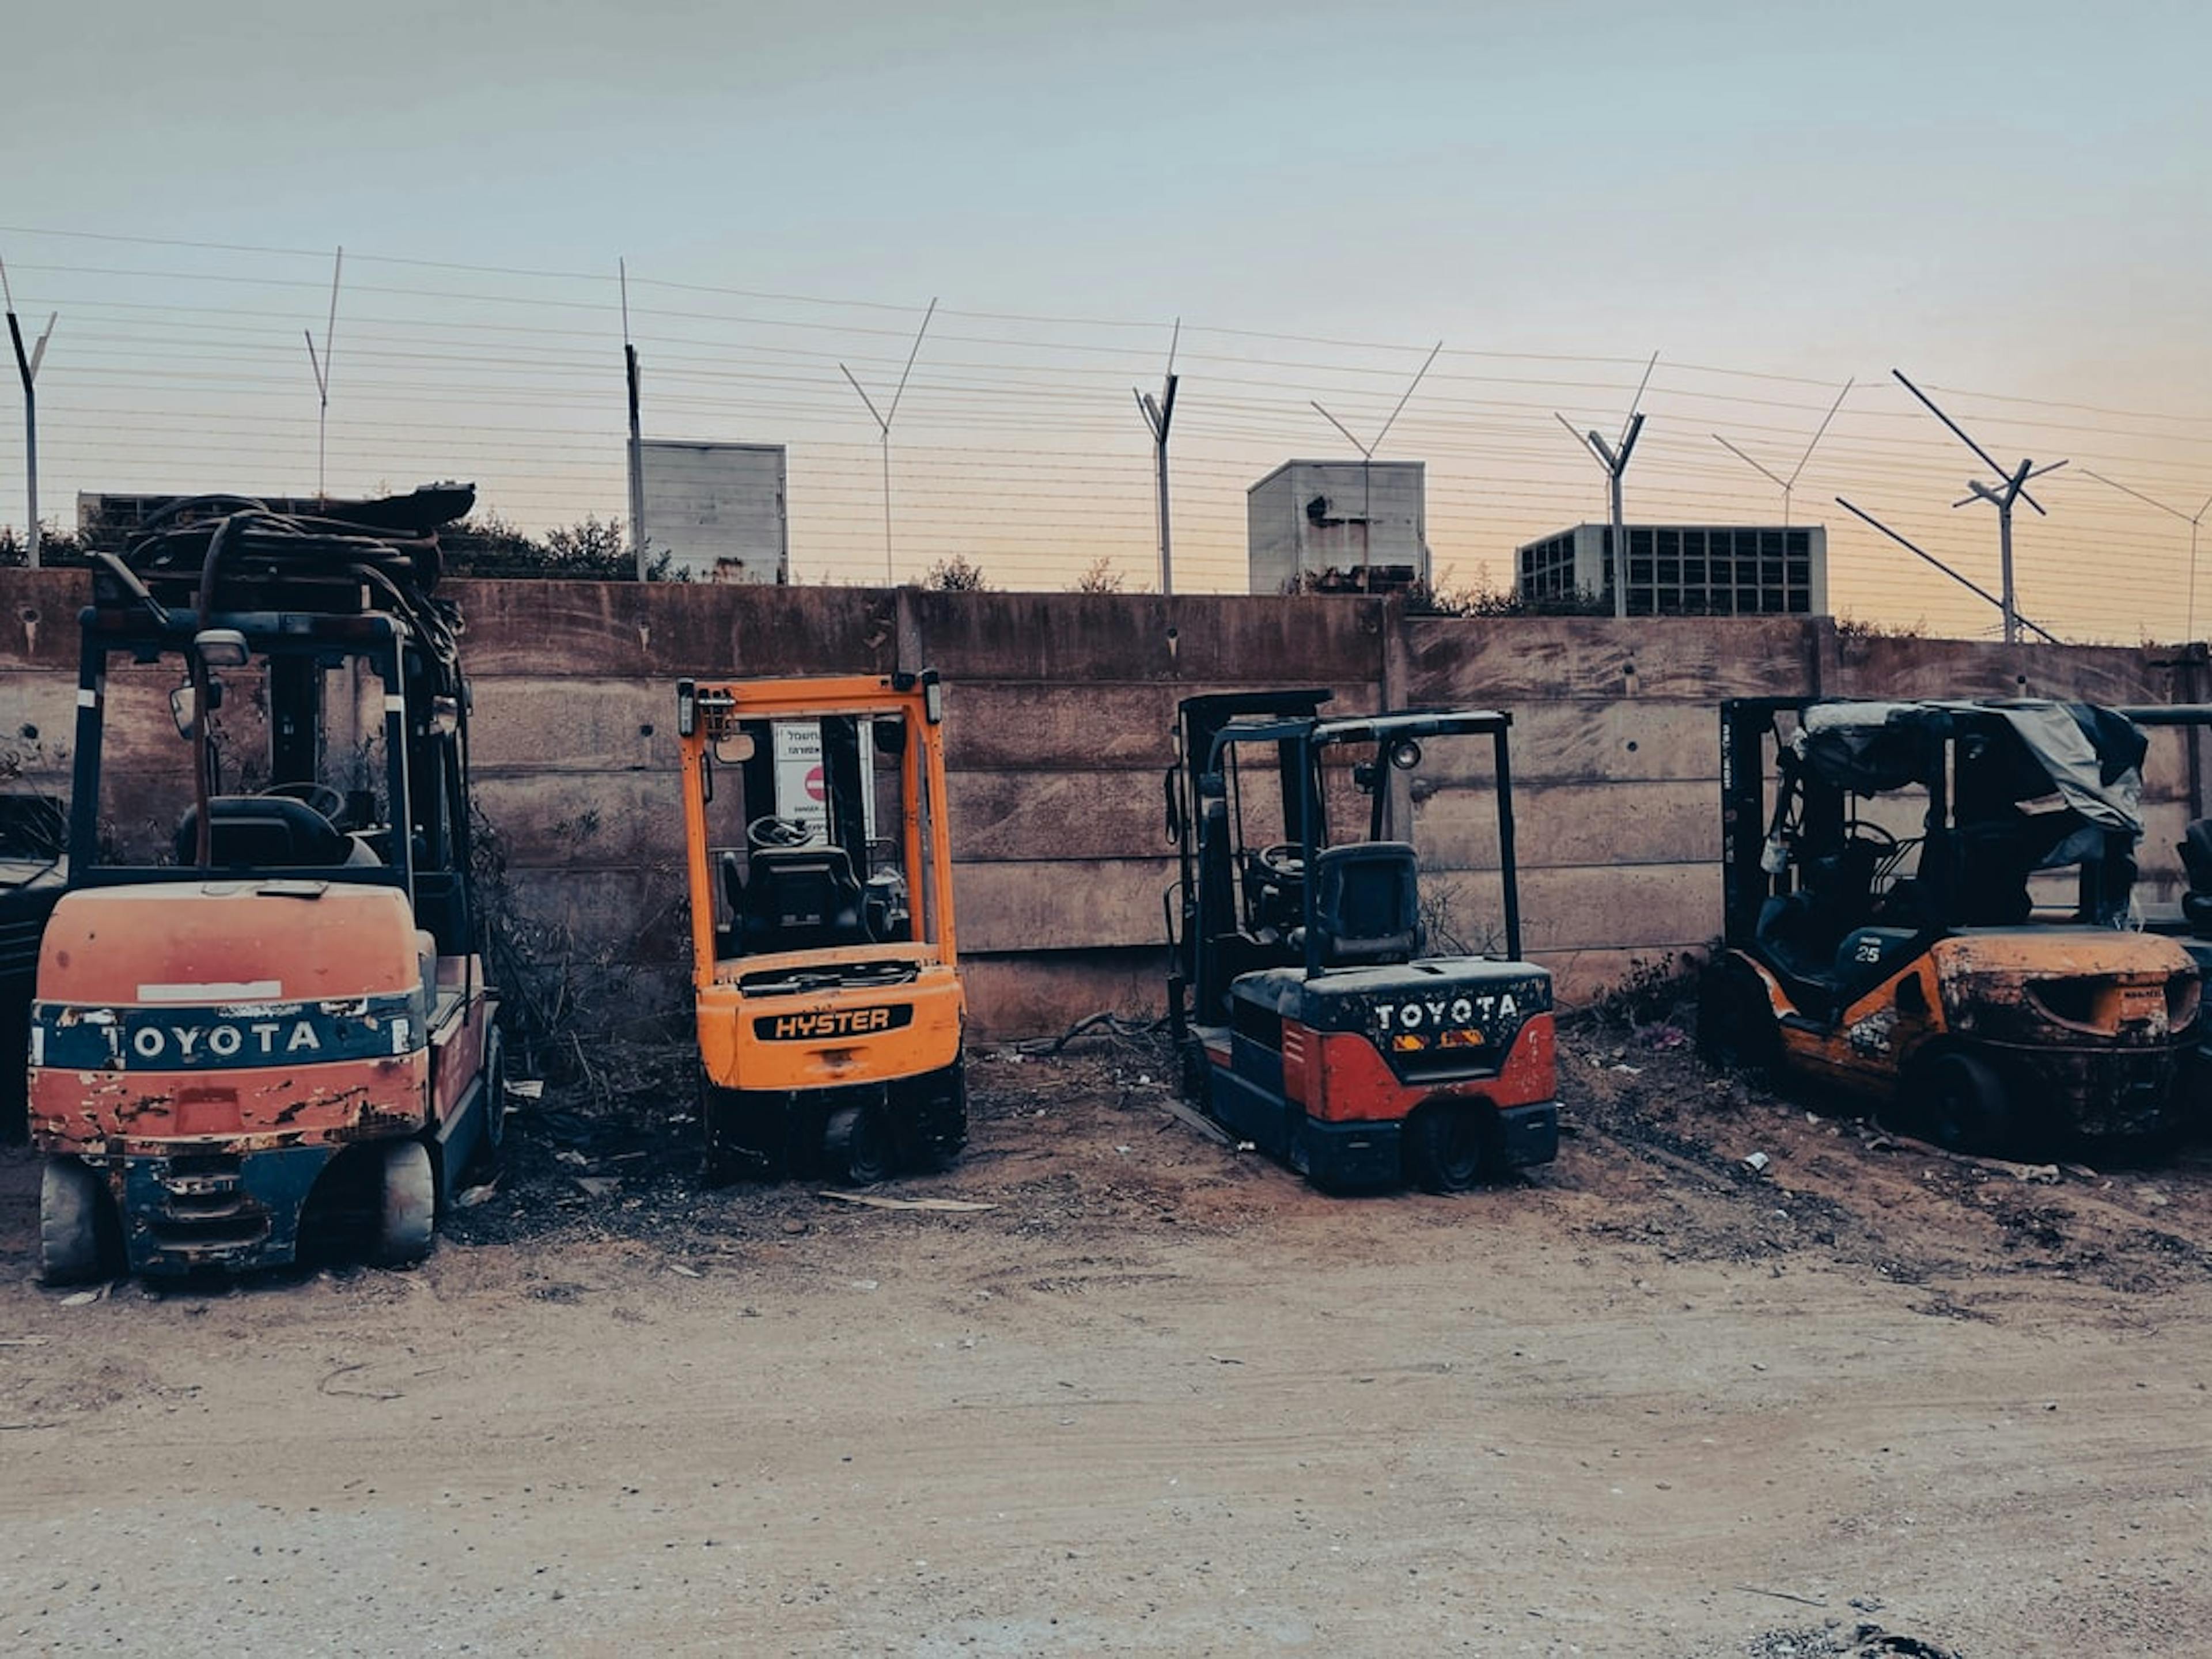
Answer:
(1164, 690, 1559, 1192)
(1704, 697, 2199, 1153)
(2112, 702, 2212, 1104)
(28, 489, 502, 1282)
(676, 671, 965, 1184)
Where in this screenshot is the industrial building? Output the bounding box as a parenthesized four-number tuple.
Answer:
(637, 440, 789, 584)
(1514, 522, 1828, 616)
(1248, 460, 1429, 595)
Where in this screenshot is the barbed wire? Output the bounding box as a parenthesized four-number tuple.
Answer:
(0, 227, 2205, 642)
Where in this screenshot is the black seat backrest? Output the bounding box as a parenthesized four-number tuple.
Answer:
(743, 847, 870, 952)
(173, 796, 350, 869)
(1310, 842, 1420, 968)
(2181, 819, 2212, 893)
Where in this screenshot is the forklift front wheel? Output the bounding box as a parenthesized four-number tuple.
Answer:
(824, 1104, 894, 1187)
(1697, 959, 1781, 1073)
(39, 1159, 122, 1287)
(1176, 1036, 1213, 1107)
(1404, 1101, 1487, 1194)
(374, 1141, 437, 1267)
(1912, 1050, 2019, 1157)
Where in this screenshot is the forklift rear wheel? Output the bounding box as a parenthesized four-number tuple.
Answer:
(1404, 1101, 1487, 1194)
(373, 1141, 437, 1267)
(1915, 1050, 2018, 1156)
(824, 1104, 894, 1187)
(479, 1028, 508, 1158)
(39, 1159, 120, 1286)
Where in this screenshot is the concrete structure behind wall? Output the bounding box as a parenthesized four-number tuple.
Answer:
(1248, 460, 1428, 594)
(639, 441, 789, 584)
(1517, 522, 1828, 616)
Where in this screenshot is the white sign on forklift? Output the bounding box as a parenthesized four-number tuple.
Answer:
(772, 721, 828, 842)
(772, 719, 874, 843)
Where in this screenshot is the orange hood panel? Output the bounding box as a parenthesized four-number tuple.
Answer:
(39, 881, 423, 1005)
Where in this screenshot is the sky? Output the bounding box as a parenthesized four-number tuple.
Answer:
(5, 0, 2211, 638)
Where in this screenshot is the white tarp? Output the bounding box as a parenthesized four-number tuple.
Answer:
(1797, 699, 2145, 841)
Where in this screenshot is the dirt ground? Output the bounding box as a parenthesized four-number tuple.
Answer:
(3, 1010, 2211, 1657)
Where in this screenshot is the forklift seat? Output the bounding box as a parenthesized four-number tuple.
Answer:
(173, 796, 366, 869)
(2181, 819, 2212, 929)
(743, 846, 870, 952)
(1309, 842, 1421, 967)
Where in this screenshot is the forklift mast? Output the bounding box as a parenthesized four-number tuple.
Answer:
(1168, 690, 1331, 1021)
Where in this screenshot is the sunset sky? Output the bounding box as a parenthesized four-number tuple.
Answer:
(6, 0, 2210, 638)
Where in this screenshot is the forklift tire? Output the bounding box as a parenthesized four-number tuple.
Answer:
(1403, 1101, 1487, 1194)
(39, 1159, 120, 1287)
(824, 1104, 894, 1187)
(1177, 1035, 1213, 1108)
(1912, 1050, 2020, 1157)
(373, 1141, 437, 1267)
(478, 1028, 508, 1160)
(1697, 959, 1781, 1073)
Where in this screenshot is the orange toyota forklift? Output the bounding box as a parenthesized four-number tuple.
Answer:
(676, 671, 964, 1184)
(29, 490, 502, 1282)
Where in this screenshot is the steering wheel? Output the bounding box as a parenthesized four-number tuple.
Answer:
(748, 814, 817, 850)
(260, 781, 347, 823)
(1254, 842, 1305, 880)
(1842, 819, 1899, 852)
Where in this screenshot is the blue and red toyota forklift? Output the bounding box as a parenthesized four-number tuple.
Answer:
(1164, 690, 1559, 1192)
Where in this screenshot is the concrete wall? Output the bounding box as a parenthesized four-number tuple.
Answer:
(2, 570, 2204, 1037)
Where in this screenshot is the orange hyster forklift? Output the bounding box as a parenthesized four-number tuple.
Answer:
(1164, 691, 1559, 1192)
(29, 490, 502, 1282)
(677, 671, 964, 1184)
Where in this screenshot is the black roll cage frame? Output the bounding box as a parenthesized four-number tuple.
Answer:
(65, 602, 483, 957)
(1719, 695, 2142, 957)
(1166, 690, 1524, 1027)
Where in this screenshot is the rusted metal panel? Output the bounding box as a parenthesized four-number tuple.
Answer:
(1757, 931, 2200, 1138)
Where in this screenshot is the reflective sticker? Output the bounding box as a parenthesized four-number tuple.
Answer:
(77, 688, 98, 707)
(139, 980, 284, 1003)
(384, 694, 406, 713)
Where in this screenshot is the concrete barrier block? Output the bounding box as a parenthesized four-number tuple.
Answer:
(958, 947, 1166, 1040)
(949, 770, 1169, 862)
(1404, 615, 1817, 701)
(475, 771, 688, 868)
(954, 857, 1176, 954)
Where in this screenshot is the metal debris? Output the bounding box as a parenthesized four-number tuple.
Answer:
(817, 1192, 997, 1213)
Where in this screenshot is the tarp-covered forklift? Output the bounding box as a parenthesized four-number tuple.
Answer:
(1164, 691, 1559, 1192)
(28, 489, 502, 1282)
(1704, 697, 2200, 1153)
(677, 671, 965, 1184)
